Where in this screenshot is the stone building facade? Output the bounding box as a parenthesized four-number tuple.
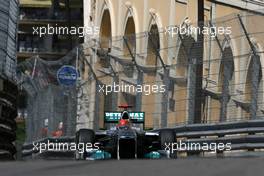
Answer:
(79, 0, 264, 130)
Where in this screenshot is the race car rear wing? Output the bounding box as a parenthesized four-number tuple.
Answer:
(104, 112, 145, 124)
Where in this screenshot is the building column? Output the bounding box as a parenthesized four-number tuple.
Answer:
(161, 68, 170, 128)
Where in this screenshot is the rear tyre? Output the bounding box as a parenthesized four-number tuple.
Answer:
(159, 129, 177, 158)
(75, 129, 95, 160)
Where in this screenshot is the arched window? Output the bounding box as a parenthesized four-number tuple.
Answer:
(123, 16, 136, 78)
(146, 24, 159, 66)
(124, 17, 136, 56)
(219, 47, 235, 121)
(175, 36, 195, 77)
(245, 55, 262, 119)
(100, 9, 112, 49)
(98, 9, 112, 68)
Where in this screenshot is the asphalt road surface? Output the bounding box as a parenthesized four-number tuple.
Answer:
(1, 157, 264, 176)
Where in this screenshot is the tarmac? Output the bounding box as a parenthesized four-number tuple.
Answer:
(0, 157, 263, 176)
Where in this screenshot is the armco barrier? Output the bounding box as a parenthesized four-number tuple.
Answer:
(22, 136, 75, 159)
(170, 120, 264, 153)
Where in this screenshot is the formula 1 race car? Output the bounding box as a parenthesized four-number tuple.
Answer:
(75, 105, 177, 160)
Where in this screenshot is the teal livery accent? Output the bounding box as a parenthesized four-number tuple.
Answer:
(87, 150, 112, 160)
(144, 151, 161, 159)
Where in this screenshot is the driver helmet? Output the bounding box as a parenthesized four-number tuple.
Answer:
(118, 111, 130, 126)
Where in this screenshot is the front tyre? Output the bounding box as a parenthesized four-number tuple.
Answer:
(159, 129, 177, 158)
(136, 134, 145, 159)
(75, 129, 95, 160)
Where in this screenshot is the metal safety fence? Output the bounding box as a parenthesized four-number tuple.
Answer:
(78, 10, 264, 130)
(18, 49, 78, 143)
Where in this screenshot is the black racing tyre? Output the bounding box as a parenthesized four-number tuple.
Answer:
(0, 151, 14, 161)
(109, 135, 117, 159)
(1, 105, 17, 120)
(75, 129, 95, 160)
(159, 129, 177, 158)
(137, 133, 145, 159)
(0, 127, 16, 142)
(0, 143, 16, 155)
(0, 118, 17, 131)
(76, 129, 95, 144)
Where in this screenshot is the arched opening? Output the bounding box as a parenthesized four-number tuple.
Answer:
(122, 16, 136, 78)
(97, 9, 114, 129)
(245, 55, 262, 119)
(218, 47, 235, 121)
(124, 17, 136, 57)
(97, 9, 112, 69)
(219, 48, 234, 90)
(118, 16, 136, 112)
(167, 36, 195, 126)
(141, 24, 160, 128)
(100, 9, 112, 49)
(146, 24, 159, 66)
(175, 36, 195, 77)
